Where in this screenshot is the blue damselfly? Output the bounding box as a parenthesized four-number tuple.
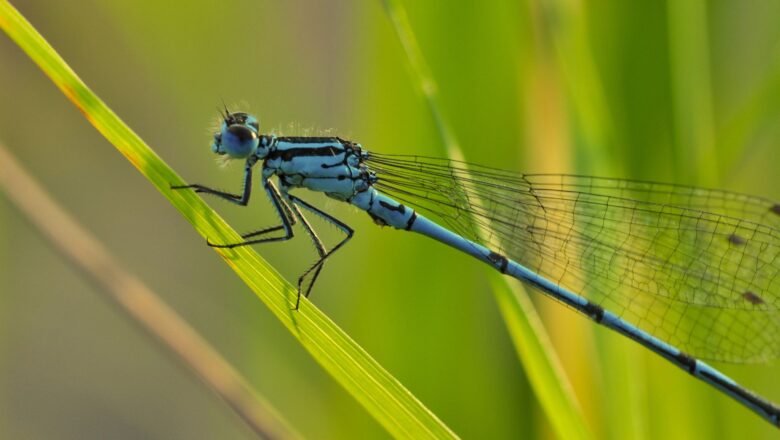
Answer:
(173, 110, 780, 428)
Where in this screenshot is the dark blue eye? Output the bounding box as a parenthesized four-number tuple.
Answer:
(221, 124, 258, 158)
(211, 112, 261, 158)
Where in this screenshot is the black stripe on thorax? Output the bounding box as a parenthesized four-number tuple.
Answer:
(266, 145, 345, 162)
(276, 136, 343, 143)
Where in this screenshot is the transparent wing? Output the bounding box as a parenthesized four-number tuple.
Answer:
(366, 153, 780, 363)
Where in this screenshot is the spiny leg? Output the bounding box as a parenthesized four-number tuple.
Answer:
(288, 195, 354, 309)
(239, 225, 285, 240)
(238, 196, 298, 240)
(171, 156, 258, 206)
(174, 166, 352, 308)
(170, 183, 243, 203)
(287, 202, 327, 309)
(208, 180, 295, 248)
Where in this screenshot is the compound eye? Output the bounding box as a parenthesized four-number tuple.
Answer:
(228, 124, 256, 141)
(222, 124, 259, 158)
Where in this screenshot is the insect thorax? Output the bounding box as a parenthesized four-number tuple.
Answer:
(263, 136, 374, 201)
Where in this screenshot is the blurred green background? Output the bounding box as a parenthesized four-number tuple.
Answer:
(1, 0, 779, 438)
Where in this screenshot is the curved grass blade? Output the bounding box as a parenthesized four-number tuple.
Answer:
(379, 1, 592, 438)
(0, 2, 457, 438)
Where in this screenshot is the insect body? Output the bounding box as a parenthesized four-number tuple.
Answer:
(173, 111, 416, 303)
(173, 110, 780, 428)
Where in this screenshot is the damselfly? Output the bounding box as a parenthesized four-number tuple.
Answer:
(173, 110, 780, 428)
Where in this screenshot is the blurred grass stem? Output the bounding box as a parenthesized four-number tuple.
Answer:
(0, 143, 301, 440)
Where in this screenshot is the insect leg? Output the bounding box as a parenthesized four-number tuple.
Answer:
(208, 179, 295, 247)
(171, 157, 256, 206)
(288, 195, 354, 309)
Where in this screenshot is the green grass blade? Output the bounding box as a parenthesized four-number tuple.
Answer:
(0, 2, 457, 438)
(718, 45, 780, 179)
(542, 0, 616, 175)
(668, 0, 718, 185)
(380, 1, 592, 439)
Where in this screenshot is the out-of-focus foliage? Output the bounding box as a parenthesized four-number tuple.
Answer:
(0, 1, 778, 438)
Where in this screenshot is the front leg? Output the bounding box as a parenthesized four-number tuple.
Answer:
(171, 156, 257, 206)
